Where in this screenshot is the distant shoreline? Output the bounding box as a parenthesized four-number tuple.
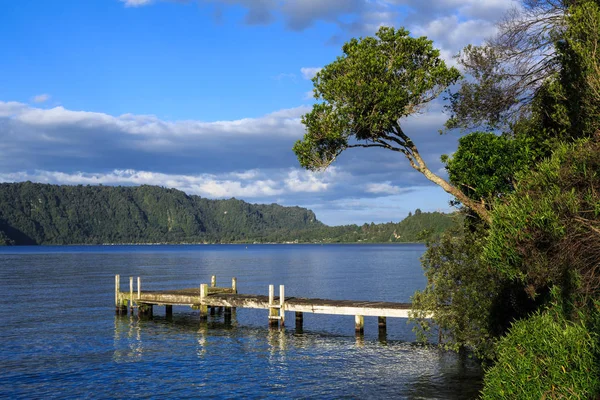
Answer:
(0, 241, 426, 247)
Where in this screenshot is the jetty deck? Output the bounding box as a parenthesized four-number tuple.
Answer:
(115, 275, 413, 334)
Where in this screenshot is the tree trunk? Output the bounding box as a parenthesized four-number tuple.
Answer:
(411, 150, 491, 224)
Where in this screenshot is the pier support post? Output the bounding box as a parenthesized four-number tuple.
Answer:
(209, 276, 217, 316)
(137, 277, 141, 300)
(129, 276, 134, 312)
(231, 277, 238, 314)
(295, 311, 303, 332)
(166, 305, 173, 319)
(115, 274, 127, 315)
(115, 275, 121, 314)
(378, 316, 387, 342)
(355, 315, 364, 335)
(224, 307, 232, 325)
(199, 284, 208, 321)
(268, 284, 278, 327)
(139, 303, 153, 318)
(279, 285, 285, 327)
(378, 316, 387, 331)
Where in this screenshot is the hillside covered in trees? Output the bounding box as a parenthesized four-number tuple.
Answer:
(0, 182, 457, 245)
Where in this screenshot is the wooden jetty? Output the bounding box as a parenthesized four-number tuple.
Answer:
(115, 275, 412, 335)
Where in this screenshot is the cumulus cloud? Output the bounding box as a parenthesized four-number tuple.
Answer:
(0, 167, 338, 199)
(365, 181, 406, 195)
(31, 94, 50, 104)
(123, 0, 518, 66)
(300, 67, 321, 80)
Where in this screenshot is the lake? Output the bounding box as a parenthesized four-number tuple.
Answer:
(0, 244, 482, 399)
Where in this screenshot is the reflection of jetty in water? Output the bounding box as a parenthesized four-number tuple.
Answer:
(115, 274, 414, 338)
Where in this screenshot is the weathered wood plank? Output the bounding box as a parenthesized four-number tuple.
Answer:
(121, 289, 412, 318)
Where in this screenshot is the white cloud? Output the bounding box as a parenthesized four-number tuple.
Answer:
(0, 168, 335, 199)
(0, 101, 27, 117)
(300, 67, 322, 80)
(120, 0, 153, 7)
(365, 181, 405, 195)
(31, 94, 50, 104)
(1, 101, 309, 140)
(285, 169, 332, 193)
(411, 15, 498, 57)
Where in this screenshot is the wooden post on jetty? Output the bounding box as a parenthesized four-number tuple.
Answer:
(114, 274, 127, 314)
(268, 284, 278, 327)
(224, 277, 237, 324)
(129, 276, 134, 313)
(210, 276, 216, 315)
(378, 316, 387, 342)
(279, 285, 285, 327)
(295, 312, 303, 332)
(355, 315, 364, 335)
(137, 277, 141, 300)
(267, 284, 285, 328)
(199, 283, 208, 321)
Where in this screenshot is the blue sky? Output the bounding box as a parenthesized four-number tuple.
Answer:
(0, 0, 516, 225)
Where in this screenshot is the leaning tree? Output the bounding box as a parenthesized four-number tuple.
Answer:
(293, 27, 490, 222)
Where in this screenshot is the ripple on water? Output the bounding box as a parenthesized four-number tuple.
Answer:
(0, 245, 482, 399)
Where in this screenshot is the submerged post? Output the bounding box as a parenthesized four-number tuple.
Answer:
(378, 316, 387, 342)
(295, 311, 303, 332)
(355, 315, 364, 335)
(166, 305, 173, 319)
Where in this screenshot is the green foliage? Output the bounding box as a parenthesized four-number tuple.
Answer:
(411, 225, 502, 359)
(558, 0, 600, 139)
(0, 183, 323, 244)
(443, 132, 533, 203)
(0, 183, 458, 245)
(481, 300, 600, 399)
(294, 26, 460, 171)
(484, 139, 600, 301)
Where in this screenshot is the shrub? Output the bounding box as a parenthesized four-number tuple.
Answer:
(481, 302, 600, 399)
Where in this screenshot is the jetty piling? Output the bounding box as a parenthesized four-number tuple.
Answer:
(129, 276, 134, 313)
(114, 274, 413, 335)
(200, 283, 208, 321)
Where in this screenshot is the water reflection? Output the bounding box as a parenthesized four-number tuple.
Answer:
(113, 315, 143, 363)
(110, 310, 481, 399)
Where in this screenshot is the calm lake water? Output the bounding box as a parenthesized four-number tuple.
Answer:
(0, 244, 482, 399)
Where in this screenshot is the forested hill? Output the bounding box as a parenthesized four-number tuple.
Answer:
(0, 182, 458, 245)
(0, 182, 321, 245)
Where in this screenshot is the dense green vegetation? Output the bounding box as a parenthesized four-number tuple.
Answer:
(0, 182, 456, 245)
(298, 1, 600, 397)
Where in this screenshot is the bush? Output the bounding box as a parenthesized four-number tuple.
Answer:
(481, 302, 600, 399)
